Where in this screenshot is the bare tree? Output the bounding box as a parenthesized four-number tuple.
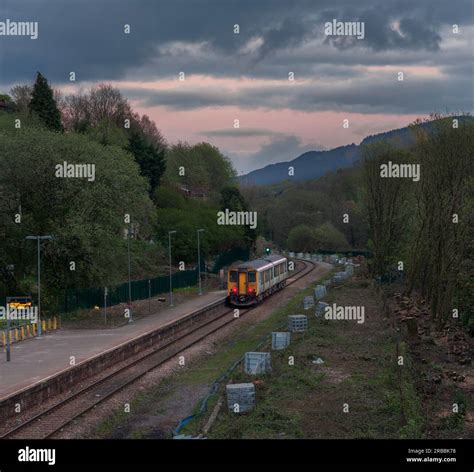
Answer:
(10, 84, 32, 113)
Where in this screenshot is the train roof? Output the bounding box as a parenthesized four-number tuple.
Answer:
(263, 254, 287, 263)
(230, 254, 286, 271)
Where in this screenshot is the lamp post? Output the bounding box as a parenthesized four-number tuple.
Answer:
(168, 230, 177, 306)
(197, 229, 204, 295)
(25, 235, 53, 337)
(127, 226, 133, 323)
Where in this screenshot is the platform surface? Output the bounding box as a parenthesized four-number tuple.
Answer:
(0, 290, 227, 400)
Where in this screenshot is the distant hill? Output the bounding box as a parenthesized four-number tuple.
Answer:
(239, 117, 472, 186)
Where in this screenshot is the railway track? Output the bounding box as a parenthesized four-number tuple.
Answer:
(1, 258, 316, 439)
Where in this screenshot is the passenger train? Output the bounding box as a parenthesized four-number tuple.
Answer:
(227, 254, 288, 306)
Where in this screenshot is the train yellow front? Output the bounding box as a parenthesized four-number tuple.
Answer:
(227, 255, 288, 306)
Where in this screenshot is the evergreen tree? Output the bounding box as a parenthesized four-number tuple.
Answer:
(127, 131, 166, 196)
(29, 72, 63, 131)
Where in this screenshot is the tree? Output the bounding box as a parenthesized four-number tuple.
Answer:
(164, 142, 236, 195)
(10, 85, 32, 114)
(286, 224, 318, 252)
(127, 131, 166, 196)
(0, 122, 155, 307)
(28, 72, 63, 131)
(61, 84, 168, 194)
(220, 186, 248, 211)
(406, 115, 474, 323)
(313, 222, 350, 251)
(361, 142, 412, 278)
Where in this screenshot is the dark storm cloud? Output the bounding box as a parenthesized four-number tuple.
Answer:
(1, 0, 473, 85)
(253, 16, 316, 61)
(324, 11, 442, 51)
(1, 0, 472, 119)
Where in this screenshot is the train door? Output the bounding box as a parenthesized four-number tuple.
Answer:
(238, 271, 247, 294)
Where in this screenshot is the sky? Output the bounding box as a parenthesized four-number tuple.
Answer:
(1, 0, 473, 174)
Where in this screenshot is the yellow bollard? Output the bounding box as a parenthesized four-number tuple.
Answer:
(53, 317, 57, 330)
(32, 323, 36, 336)
(42, 320, 46, 333)
(14, 328, 18, 342)
(26, 325, 31, 337)
(9, 330, 13, 344)
(20, 326, 25, 341)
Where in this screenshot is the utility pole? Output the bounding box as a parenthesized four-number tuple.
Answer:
(168, 230, 177, 306)
(127, 226, 133, 323)
(197, 229, 204, 295)
(25, 235, 53, 337)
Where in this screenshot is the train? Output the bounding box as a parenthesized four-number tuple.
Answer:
(227, 254, 289, 306)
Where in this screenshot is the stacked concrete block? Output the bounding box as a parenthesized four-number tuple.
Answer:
(332, 274, 343, 285)
(297, 252, 304, 259)
(288, 252, 295, 258)
(288, 314, 308, 332)
(315, 301, 329, 318)
(303, 295, 315, 310)
(345, 264, 354, 276)
(314, 285, 327, 300)
(271, 332, 291, 350)
(335, 271, 349, 280)
(226, 383, 256, 413)
(244, 352, 271, 375)
(330, 254, 338, 264)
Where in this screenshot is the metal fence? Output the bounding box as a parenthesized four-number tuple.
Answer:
(61, 267, 200, 314)
(1, 246, 250, 316)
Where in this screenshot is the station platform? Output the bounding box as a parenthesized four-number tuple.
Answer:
(0, 290, 227, 401)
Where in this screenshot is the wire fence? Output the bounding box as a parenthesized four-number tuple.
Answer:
(61, 267, 202, 314)
(1, 247, 250, 318)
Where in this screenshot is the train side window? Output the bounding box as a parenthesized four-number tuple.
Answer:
(275, 265, 279, 276)
(248, 271, 256, 283)
(229, 271, 238, 282)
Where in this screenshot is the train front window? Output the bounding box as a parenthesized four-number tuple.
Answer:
(248, 271, 256, 283)
(229, 271, 238, 282)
